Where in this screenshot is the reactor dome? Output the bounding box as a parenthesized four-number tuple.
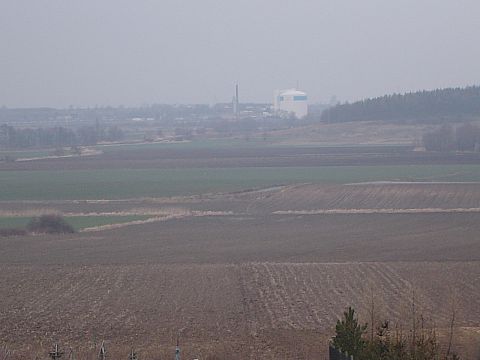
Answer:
(273, 88, 308, 118)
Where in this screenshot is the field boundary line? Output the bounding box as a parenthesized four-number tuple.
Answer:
(273, 207, 480, 215)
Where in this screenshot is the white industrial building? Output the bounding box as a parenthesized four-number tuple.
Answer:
(273, 89, 308, 118)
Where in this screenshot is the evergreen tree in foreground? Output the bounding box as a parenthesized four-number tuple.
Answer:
(332, 307, 367, 357)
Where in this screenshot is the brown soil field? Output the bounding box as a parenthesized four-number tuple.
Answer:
(2, 182, 480, 217)
(240, 183, 480, 214)
(266, 121, 434, 146)
(2, 145, 480, 170)
(0, 263, 478, 359)
(2, 212, 480, 265)
(1, 183, 480, 358)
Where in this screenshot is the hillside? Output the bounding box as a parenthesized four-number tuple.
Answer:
(321, 86, 480, 124)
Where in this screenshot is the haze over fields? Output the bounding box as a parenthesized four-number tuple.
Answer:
(1, 1, 480, 359)
(1, 0, 480, 107)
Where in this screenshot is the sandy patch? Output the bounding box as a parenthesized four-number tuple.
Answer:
(80, 215, 183, 232)
(348, 181, 480, 185)
(79, 210, 233, 232)
(16, 149, 102, 162)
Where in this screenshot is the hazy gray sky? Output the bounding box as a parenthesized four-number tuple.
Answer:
(1, 0, 479, 108)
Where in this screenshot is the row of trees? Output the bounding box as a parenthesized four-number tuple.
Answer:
(0, 124, 124, 149)
(423, 123, 480, 152)
(321, 86, 480, 123)
(332, 307, 460, 360)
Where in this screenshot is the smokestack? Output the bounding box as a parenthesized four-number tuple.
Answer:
(233, 84, 239, 117)
(236, 84, 239, 107)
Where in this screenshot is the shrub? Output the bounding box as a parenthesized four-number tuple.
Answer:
(27, 214, 75, 234)
(0, 228, 27, 237)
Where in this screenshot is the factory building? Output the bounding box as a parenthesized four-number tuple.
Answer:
(274, 89, 308, 118)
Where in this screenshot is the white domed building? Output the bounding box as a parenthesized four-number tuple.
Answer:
(274, 89, 308, 118)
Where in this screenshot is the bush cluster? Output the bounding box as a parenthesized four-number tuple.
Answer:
(26, 214, 75, 234)
(0, 228, 27, 237)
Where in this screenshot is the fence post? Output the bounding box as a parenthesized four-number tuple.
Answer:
(49, 344, 64, 360)
(98, 341, 106, 360)
(128, 348, 137, 360)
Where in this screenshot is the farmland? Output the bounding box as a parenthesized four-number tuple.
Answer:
(2, 165, 480, 201)
(1, 262, 479, 359)
(0, 143, 479, 359)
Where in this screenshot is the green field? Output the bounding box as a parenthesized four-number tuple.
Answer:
(0, 215, 151, 231)
(0, 149, 53, 160)
(1, 165, 480, 201)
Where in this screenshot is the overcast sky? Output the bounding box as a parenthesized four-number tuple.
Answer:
(1, 0, 480, 108)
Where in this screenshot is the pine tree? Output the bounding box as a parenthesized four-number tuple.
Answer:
(332, 307, 368, 357)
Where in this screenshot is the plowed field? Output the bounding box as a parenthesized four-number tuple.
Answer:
(1, 182, 479, 358)
(1, 262, 478, 359)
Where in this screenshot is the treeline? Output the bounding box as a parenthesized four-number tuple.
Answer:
(321, 86, 480, 123)
(0, 124, 124, 149)
(423, 123, 480, 152)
